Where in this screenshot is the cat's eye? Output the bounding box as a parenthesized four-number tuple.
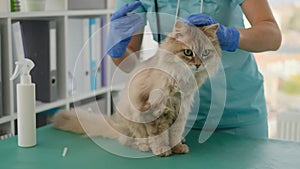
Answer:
(184, 49, 193, 57)
(201, 49, 210, 59)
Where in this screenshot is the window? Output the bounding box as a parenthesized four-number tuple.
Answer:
(255, 0, 300, 140)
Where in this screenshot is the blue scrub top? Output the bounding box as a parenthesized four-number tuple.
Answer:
(115, 0, 267, 129)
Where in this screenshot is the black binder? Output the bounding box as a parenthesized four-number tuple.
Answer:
(0, 30, 3, 116)
(20, 20, 58, 102)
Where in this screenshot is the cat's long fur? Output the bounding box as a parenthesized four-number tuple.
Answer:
(52, 21, 221, 156)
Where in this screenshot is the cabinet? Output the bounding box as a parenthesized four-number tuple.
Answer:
(0, 0, 117, 138)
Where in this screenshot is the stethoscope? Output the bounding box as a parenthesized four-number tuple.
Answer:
(154, 0, 204, 43)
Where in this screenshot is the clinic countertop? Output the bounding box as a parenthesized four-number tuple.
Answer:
(1, 126, 300, 169)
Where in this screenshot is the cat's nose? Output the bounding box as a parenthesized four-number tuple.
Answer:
(195, 64, 201, 69)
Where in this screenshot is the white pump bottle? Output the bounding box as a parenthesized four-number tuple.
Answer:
(10, 58, 36, 147)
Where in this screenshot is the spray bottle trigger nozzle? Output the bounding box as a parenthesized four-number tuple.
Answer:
(10, 58, 35, 81)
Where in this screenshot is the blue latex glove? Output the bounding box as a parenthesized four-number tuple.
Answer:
(106, 1, 145, 58)
(185, 14, 240, 52)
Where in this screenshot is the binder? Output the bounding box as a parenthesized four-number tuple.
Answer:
(45, 0, 65, 11)
(11, 22, 25, 61)
(20, 20, 58, 102)
(89, 18, 101, 91)
(100, 16, 107, 87)
(81, 19, 91, 93)
(12, 22, 26, 112)
(0, 29, 3, 117)
(68, 0, 106, 10)
(67, 18, 90, 95)
(67, 18, 80, 95)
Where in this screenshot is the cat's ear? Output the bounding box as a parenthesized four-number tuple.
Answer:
(201, 24, 219, 38)
(174, 20, 186, 30)
(172, 20, 190, 39)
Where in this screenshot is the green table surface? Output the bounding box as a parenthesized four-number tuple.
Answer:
(1, 125, 300, 169)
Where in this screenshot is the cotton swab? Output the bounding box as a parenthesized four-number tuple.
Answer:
(62, 147, 68, 157)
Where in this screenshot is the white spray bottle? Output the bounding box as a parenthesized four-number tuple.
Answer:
(10, 58, 36, 147)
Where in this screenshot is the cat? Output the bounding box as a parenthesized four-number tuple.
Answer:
(52, 20, 221, 157)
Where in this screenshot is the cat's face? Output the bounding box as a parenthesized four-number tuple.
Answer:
(162, 21, 221, 73)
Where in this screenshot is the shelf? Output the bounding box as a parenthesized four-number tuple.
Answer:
(110, 83, 126, 92)
(10, 11, 67, 19)
(10, 99, 68, 121)
(69, 87, 109, 103)
(0, 13, 8, 19)
(0, 115, 12, 125)
(36, 99, 68, 113)
(67, 9, 113, 17)
(0, 0, 113, 140)
(6, 9, 113, 20)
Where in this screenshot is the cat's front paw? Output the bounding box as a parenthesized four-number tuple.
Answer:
(136, 143, 150, 152)
(152, 146, 172, 157)
(172, 143, 189, 154)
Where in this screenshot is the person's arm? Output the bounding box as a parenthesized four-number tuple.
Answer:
(239, 0, 282, 52)
(112, 29, 144, 68)
(111, 29, 144, 73)
(107, 1, 145, 72)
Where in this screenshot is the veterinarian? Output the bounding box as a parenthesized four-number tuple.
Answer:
(106, 0, 281, 139)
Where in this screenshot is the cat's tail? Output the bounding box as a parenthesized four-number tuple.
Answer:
(51, 109, 119, 139)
